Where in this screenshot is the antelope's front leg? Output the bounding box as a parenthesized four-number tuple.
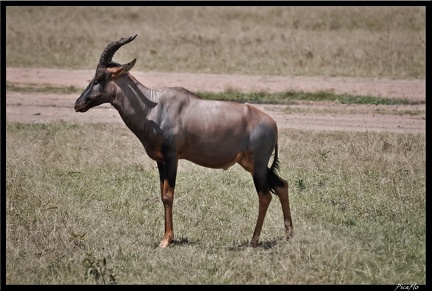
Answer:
(157, 156, 178, 248)
(160, 180, 175, 247)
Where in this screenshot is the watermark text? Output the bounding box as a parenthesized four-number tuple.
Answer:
(394, 284, 419, 291)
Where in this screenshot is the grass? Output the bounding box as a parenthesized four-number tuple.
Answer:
(196, 90, 423, 105)
(6, 81, 422, 106)
(282, 104, 425, 118)
(5, 122, 425, 284)
(5, 6, 425, 79)
(6, 82, 82, 95)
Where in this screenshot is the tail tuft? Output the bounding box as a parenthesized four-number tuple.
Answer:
(267, 143, 284, 194)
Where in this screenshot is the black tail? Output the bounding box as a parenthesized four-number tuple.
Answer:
(267, 143, 285, 194)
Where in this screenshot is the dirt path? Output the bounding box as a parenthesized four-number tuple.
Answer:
(6, 68, 425, 133)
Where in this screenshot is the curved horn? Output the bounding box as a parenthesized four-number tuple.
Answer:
(98, 34, 138, 67)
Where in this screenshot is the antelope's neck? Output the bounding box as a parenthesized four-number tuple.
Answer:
(111, 74, 160, 136)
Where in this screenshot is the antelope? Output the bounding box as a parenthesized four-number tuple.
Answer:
(74, 34, 293, 248)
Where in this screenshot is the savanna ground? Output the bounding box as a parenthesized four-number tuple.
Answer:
(5, 67, 426, 133)
(4, 6, 426, 285)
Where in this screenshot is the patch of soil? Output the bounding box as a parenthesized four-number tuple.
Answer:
(6, 68, 425, 133)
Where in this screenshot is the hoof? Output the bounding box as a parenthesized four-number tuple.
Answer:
(159, 240, 172, 248)
(250, 239, 260, 248)
(286, 228, 294, 241)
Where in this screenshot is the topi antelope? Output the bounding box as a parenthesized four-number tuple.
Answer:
(74, 34, 293, 248)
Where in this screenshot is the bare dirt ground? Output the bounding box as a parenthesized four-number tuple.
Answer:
(6, 68, 425, 133)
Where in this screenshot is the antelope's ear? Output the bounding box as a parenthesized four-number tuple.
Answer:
(123, 58, 136, 72)
(107, 59, 137, 76)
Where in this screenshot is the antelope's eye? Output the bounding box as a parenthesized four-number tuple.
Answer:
(94, 78, 100, 85)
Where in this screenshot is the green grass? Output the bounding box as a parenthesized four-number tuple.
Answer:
(5, 6, 425, 79)
(6, 81, 422, 106)
(6, 122, 425, 284)
(196, 90, 423, 105)
(6, 82, 82, 95)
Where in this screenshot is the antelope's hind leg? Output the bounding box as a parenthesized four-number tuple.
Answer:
(250, 169, 272, 247)
(274, 178, 294, 240)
